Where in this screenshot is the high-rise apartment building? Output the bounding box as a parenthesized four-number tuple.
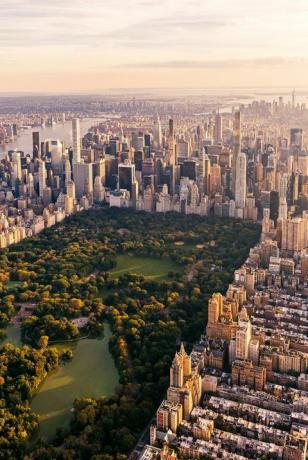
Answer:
(214, 112, 222, 144)
(154, 115, 162, 149)
(280, 213, 308, 252)
(235, 151, 246, 209)
(72, 118, 81, 163)
(65, 159, 72, 183)
(38, 159, 46, 197)
(11, 151, 22, 185)
(66, 180, 76, 200)
(290, 128, 303, 149)
(32, 131, 40, 159)
(235, 310, 252, 360)
(73, 161, 93, 199)
(156, 400, 182, 434)
(118, 162, 136, 194)
(167, 119, 176, 166)
(232, 110, 241, 193)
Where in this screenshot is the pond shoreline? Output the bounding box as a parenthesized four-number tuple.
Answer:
(0, 322, 119, 442)
(30, 323, 118, 440)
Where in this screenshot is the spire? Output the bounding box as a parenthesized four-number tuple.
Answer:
(172, 353, 181, 365)
(179, 342, 186, 356)
(238, 307, 249, 322)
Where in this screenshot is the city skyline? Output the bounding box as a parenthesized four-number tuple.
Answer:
(0, 83, 307, 458)
(0, 2, 307, 457)
(2, 0, 308, 92)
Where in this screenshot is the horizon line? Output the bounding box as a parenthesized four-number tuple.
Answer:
(0, 85, 306, 97)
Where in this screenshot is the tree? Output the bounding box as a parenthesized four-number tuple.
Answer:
(38, 335, 49, 349)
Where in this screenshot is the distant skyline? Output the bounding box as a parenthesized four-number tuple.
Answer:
(2, 0, 308, 92)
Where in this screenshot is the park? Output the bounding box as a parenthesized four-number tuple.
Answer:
(0, 207, 261, 458)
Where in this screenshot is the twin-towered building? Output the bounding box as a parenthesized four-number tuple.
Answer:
(140, 236, 308, 460)
(156, 343, 203, 437)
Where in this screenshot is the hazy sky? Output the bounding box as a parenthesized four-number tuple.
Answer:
(1, 0, 308, 92)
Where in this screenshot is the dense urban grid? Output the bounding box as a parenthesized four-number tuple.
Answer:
(0, 93, 307, 247)
(0, 207, 260, 459)
(138, 220, 307, 460)
(0, 91, 307, 460)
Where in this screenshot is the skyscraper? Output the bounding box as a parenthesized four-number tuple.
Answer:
(167, 119, 176, 165)
(72, 118, 81, 163)
(154, 115, 162, 149)
(281, 214, 308, 252)
(27, 173, 35, 198)
(118, 162, 136, 193)
(290, 128, 303, 149)
(214, 111, 222, 144)
(235, 151, 246, 209)
(73, 161, 93, 199)
(209, 164, 221, 194)
(66, 180, 76, 199)
(169, 343, 191, 388)
(235, 309, 252, 360)
(93, 176, 105, 203)
(182, 160, 197, 180)
(232, 110, 241, 193)
(11, 151, 22, 182)
(65, 159, 72, 183)
(38, 159, 46, 197)
(278, 173, 288, 220)
(50, 140, 63, 175)
(204, 152, 211, 194)
(270, 191, 279, 225)
(32, 132, 40, 159)
(169, 119, 174, 138)
(279, 173, 289, 201)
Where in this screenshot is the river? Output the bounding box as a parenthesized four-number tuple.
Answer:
(0, 118, 103, 157)
(30, 324, 118, 440)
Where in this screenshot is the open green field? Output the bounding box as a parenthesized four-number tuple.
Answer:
(7, 280, 23, 289)
(109, 255, 181, 281)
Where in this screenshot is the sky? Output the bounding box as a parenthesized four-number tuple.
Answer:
(1, 0, 308, 92)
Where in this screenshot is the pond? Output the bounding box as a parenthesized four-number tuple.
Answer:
(0, 324, 22, 347)
(31, 324, 118, 440)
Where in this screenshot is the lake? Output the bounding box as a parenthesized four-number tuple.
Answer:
(0, 324, 22, 347)
(0, 321, 119, 441)
(30, 324, 118, 440)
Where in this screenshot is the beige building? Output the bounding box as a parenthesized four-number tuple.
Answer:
(156, 400, 182, 433)
(206, 293, 238, 341)
(280, 213, 308, 252)
(232, 360, 267, 391)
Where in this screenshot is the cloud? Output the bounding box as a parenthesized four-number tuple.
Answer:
(0, 0, 306, 55)
(1, 0, 308, 83)
(96, 16, 230, 51)
(104, 16, 228, 39)
(123, 57, 308, 69)
(0, 9, 228, 49)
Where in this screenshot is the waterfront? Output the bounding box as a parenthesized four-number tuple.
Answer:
(31, 324, 118, 440)
(0, 118, 102, 156)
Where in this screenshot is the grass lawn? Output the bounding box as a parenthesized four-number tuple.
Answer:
(7, 281, 23, 289)
(109, 255, 181, 281)
(171, 241, 198, 251)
